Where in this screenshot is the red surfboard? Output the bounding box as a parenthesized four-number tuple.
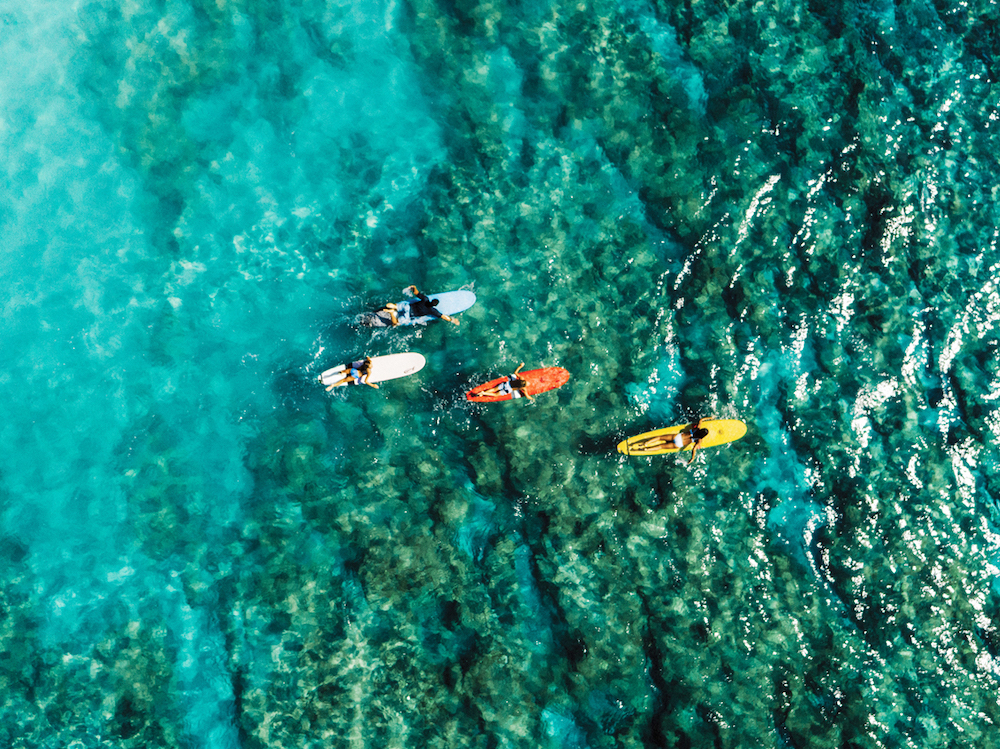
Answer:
(466, 366, 570, 402)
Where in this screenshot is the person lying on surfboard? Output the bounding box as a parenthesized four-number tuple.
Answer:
(325, 357, 379, 390)
(476, 362, 533, 400)
(403, 285, 460, 325)
(634, 417, 713, 463)
(372, 286, 460, 326)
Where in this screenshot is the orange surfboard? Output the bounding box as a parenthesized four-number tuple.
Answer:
(466, 367, 570, 402)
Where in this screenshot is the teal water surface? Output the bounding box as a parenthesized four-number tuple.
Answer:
(3, 0, 1000, 747)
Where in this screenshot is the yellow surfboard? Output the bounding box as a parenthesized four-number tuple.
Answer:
(617, 419, 748, 456)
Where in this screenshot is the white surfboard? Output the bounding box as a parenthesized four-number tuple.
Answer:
(361, 289, 476, 327)
(319, 352, 426, 388)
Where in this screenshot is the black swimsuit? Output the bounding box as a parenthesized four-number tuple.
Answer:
(409, 292, 443, 319)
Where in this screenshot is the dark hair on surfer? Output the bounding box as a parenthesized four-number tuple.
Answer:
(511, 378, 528, 389)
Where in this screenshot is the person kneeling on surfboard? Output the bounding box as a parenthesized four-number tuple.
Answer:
(405, 285, 460, 326)
(637, 418, 712, 463)
(477, 362, 533, 400)
(326, 356, 379, 390)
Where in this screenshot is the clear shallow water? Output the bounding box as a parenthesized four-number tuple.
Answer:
(3, 0, 1000, 746)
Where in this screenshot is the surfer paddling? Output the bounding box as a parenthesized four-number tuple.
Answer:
(402, 285, 460, 325)
(372, 285, 460, 326)
(476, 362, 533, 400)
(326, 356, 379, 390)
(633, 417, 713, 463)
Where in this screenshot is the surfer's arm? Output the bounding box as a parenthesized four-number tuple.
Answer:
(361, 363, 379, 388)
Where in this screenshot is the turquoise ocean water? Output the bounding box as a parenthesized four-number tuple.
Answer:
(3, 0, 1000, 746)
